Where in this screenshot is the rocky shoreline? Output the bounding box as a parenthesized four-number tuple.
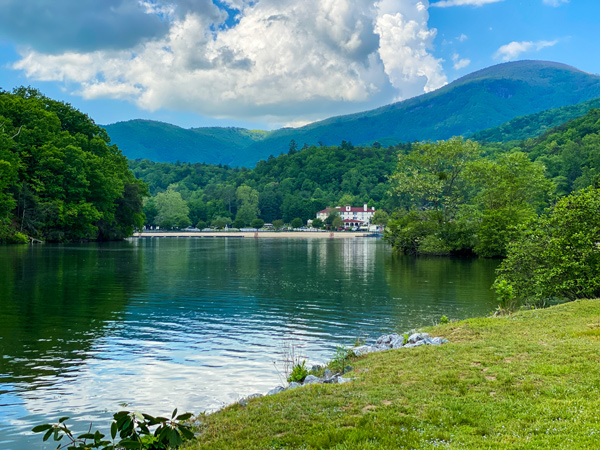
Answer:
(238, 331, 449, 405)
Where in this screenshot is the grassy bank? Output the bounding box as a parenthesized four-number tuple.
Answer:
(185, 300, 600, 449)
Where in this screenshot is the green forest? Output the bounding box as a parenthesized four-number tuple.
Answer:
(0, 88, 146, 243)
(128, 108, 600, 260)
(3, 86, 600, 254)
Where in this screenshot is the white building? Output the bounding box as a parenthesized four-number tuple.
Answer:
(316, 203, 376, 229)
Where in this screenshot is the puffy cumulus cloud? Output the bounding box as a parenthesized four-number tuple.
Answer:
(495, 39, 558, 61)
(431, 0, 503, 7)
(452, 53, 471, 70)
(12, 0, 447, 124)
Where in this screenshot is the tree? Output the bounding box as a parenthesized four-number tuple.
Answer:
(465, 151, 554, 257)
(495, 186, 600, 306)
(291, 217, 303, 229)
(273, 219, 284, 230)
(332, 216, 343, 229)
(312, 218, 324, 229)
(250, 218, 265, 229)
(371, 210, 389, 226)
(211, 216, 231, 229)
(233, 218, 245, 229)
(196, 220, 207, 229)
(235, 185, 259, 225)
(154, 188, 191, 229)
(390, 137, 481, 220)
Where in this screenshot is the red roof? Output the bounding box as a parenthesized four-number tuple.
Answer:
(317, 206, 374, 214)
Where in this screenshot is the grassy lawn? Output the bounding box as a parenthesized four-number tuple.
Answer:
(185, 300, 600, 449)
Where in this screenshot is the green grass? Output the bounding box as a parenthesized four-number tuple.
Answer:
(184, 300, 600, 449)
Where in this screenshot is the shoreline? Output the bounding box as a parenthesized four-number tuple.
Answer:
(131, 231, 379, 239)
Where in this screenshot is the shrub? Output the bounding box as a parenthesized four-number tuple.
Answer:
(33, 409, 195, 449)
(287, 361, 308, 383)
(495, 186, 600, 306)
(250, 218, 265, 229)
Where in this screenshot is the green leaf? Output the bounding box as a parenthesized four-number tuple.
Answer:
(32, 424, 52, 433)
(58, 417, 70, 423)
(77, 433, 96, 439)
(111, 421, 118, 440)
(176, 412, 193, 421)
(43, 428, 53, 441)
(171, 408, 178, 419)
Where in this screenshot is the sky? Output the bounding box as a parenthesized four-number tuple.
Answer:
(0, 0, 598, 130)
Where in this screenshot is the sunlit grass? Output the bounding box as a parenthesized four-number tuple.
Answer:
(184, 300, 600, 449)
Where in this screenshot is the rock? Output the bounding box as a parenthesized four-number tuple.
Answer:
(323, 369, 333, 379)
(338, 376, 353, 384)
(238, 393, 262, 406)
(288, 382, 301, 389)
(390, 336, 405, 349)
(403, 341, 426, 348)
(343, 365, 353, 374)
(429, 337, 444, 346)
(247, 393, 263, 399)
(267, 386, 285, 396)
(310, 364, 322, 372)
(303, 375, 322, 385)
(353, 345, 372, 356)
(375, 333, 401, 348)
(442, 338, 450, 344)
(407, 332, 430, 344)
(323, 374, 339, 384)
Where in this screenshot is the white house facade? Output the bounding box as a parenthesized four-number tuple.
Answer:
(316, 203, 376, 229)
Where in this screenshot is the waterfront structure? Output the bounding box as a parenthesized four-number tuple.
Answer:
(316, 203, 376, 229)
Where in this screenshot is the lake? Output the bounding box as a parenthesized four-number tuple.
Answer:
(0, 238, 499, 449)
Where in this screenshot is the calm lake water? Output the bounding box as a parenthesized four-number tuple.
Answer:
(0, 238, 499, 449)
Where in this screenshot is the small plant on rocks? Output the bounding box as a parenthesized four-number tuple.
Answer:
(287, 361, 308, 383)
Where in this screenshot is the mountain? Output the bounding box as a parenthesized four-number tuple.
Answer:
(104, 60, 600, 167)
(471, 96, 600, 143)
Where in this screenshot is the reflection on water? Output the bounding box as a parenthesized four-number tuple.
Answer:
(0, 238, 499, 449)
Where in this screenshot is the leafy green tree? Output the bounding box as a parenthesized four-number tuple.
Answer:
(371, 210, 389, 226)
(233, 218, 245, 229)
(495, 186, 600, 306)
(196, 220, 207, 229)
(291, 217, 303, 228)
(211, 216, 231, 229)
(235, 185, 259, 225)
(312, 218, 324, 229)
(154, 188, 191, 229)
(332, 216, 343, 229)
(250, 218, 265, 229)
(272, 219, 284, 230)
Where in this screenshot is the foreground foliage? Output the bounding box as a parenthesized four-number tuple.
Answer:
(495, 186, 600, 307)
(33, 409, 195, 450)
(0, 87, 146, 243)
(185, 300, 600, 449)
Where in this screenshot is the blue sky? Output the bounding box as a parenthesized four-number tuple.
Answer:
(0, 0, 597, 130)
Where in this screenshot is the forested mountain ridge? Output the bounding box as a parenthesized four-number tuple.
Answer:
(471, 96, 600, 143)
(107, 60, 600, 167)
(0, 88, 146, 243)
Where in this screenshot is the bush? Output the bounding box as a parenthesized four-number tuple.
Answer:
(287, 361, 308, 383)
(495, 187, 600, 306)
(196, 220, 207, 230)
(233, 218, 246, 229)
(291, 217, 303, 229)
(250, 218, 265, 229)
(33, 409, 195, 449)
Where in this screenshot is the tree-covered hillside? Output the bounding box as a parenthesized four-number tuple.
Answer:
(107, 61, 600, 167)
(129, 141, 405, 228)
(0, 88, 146, 243)
(471, 96, 600, 143)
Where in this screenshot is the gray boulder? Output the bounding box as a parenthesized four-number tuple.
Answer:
(303, 375, 322, 385)
(338, 376, 353, 384)
(323, 374, 339, 384)
(267, 386, 285, 396)
(323, 369, 333, 379)
(288, 382, 301, 389)
(429, 337, 444, 346)
(407, 332, 430, 344)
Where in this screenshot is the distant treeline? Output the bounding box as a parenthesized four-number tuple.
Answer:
(129, 141, 408, 229)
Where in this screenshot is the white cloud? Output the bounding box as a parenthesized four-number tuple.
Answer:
(11, 0, 447, 125)
(495, 39, 558, 61)
(430, 0, 503, 7)
(452, 53, 471, 70)
(542, 0, 568, 6)
(457, 33, 468, 42)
